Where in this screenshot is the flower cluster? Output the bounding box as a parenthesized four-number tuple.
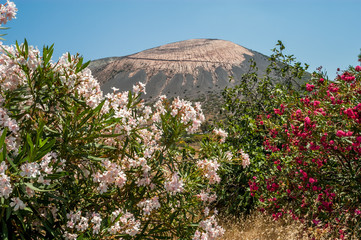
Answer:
(239, 149, 250, 168)
(193, 214, 225, 240)
(0, 107, 19, 152)
(197, 158, 221, 184)
(108, 210, 140, 236)
(213, 128, 228, 143)
(0, 0, 17, 26)
(10, 197, 26, 211)
(168, 97, 205, 134)
(92, 159, 127, 193)
(0, 43, 41, 91)
(164, 172, 184, 195)
(137, 196, 161, 216)
(196, 189, 217, 203)
(0, 161, 11, 198)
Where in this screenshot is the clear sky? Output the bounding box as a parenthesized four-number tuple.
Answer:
(4, 0, 361, 80)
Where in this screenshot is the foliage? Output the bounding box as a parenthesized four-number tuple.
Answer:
(0, 39, 233, 239)
(252, 63, 361, 238)
(217, 41, 309, 215)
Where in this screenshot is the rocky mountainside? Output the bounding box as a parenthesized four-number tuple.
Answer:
(88, 39, 271, 103)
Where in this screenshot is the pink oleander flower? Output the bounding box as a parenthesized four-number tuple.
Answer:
(0, 1, 17, 26)
(133, 82, 146, 95)
(197, 158, 221, 184)
(309, 178, 317, 184)
(0, 161, 7, 174)
(193, 215, 225, 240)
(167, 97, 204, 134)
(63, 232, 78, 240)
(20, 162, 40, 178)
(196, 190, 217, 203)
(109, 210, 141, 236)
(213, 128, 227, 143)
(340, 71, 355, 82)
(75, 216, 89, 232)
(10, 197, 26, 211)
(91, 213, 102, 234)
(355, 66, 361, 72)
(239, 149, 250, 168)
(137, 196, 161, 216)
(92, 159, 127, 193)
(0, 171, 12, 198)
(164, 172, 184, 195)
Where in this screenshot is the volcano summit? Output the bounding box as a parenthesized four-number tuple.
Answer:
(89, 39, 270, 100)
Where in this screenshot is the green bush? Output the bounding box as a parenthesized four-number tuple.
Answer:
(218, 41, 309, 215)
(253, 63, 361, 238)
(0, 40, 233, 239)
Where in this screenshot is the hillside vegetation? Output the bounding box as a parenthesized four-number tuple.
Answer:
(2, 2, 361, 239)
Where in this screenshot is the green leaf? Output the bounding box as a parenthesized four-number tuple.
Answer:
(6, 154, 18, 172)
(67, 52, 71, 63)
(0, 128, 7, 151)
(87, 155, 104, 162)
(78, 100, 105, 128)
(5, 207, 11, 221)
(26, 133, 34, 157)
(24, 182, 55, 192)
(43, 44, 54, 66)
(23, 207, 33, 213)
(46, 171, 69, 180)
(15, 40, 21, 55)
(35, 139, 56, 162)
(1, 221, 8, 240)
(76, 60, 90, 73)
(188, 223, 199, 227)
(24, 39, 29, 58)
(43, 125, 59, 135)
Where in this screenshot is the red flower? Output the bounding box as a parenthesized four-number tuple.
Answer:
(309, 178, 316, 184)
(336, 130, 346, 137)
(304, 116, 311, 125)
(306, 84, 315, 91)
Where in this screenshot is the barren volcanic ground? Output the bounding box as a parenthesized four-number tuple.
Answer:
(88, 39, 271, 103)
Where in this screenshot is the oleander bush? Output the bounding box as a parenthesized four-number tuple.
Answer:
(221, 40, 361, 238)
(252, 63, 361, 239)
(0, 2, 243, 239)
(217, 41, 309, 216)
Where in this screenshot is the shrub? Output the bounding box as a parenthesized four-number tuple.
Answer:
(218, 41, 309, 215)
(252, 60, 361, 238)
(0, 3, 233, 238)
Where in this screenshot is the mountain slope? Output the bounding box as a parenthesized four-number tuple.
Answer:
(88, 39, 271, 101)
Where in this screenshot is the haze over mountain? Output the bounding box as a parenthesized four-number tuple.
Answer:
(88, 39, 271, 102)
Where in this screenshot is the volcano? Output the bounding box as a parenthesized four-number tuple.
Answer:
(88, 39, 271, 101)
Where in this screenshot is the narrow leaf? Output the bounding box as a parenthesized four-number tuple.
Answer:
(24, 182, 55, 192)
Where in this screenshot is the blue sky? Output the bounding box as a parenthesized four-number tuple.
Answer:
(4, 0, 361, 79)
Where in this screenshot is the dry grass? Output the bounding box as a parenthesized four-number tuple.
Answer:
(220, 211, 310, 240)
